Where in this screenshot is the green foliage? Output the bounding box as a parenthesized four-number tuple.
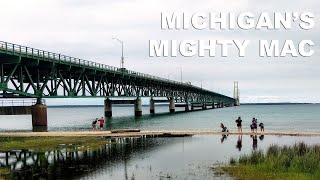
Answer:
(229, 157, 236, 165)
(0, 136, 109, 152)
(224, 142, 320, 179)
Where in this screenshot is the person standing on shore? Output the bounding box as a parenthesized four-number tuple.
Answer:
(235, 117, 242, 133)
(98, 117, 105, 130)
(251, 118, 258, 133)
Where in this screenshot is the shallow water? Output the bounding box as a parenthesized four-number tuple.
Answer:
(0, 104, 319, 133)
(1, 135, 320, 180)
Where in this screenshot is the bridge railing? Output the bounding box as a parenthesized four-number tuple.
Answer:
(0, 41, 187, 84)
(0, 99, 46, 107)
(0, 41, 233, 100)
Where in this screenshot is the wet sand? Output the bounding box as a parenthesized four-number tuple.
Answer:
(0, 130, 320, 137)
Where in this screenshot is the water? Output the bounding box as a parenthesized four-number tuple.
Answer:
(1, 104, 319, 179)
(0, 104, 320, 132)
(1, 135, 320, 180)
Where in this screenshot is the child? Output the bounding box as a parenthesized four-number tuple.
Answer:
(259, 122, 264, 132)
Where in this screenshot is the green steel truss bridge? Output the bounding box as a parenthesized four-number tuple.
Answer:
(0, 41, 235, 105)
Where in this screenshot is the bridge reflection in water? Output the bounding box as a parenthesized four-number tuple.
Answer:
(0, 134, 272, 179)
(0, 136, 185, 179)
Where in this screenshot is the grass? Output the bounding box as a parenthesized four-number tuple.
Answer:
(0, 167, 11, 179)
(222, 142, 320, 180)
(0, 136, 111, 179)
(0, 136, 110, 151)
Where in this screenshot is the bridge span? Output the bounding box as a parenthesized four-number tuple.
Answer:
(0, 41, 237, 129)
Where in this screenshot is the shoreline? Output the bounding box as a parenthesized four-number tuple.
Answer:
(0, 130, 320, 137)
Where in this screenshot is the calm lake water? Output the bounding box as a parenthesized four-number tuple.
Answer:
(0, 104, 319, 132)
(1, 135, 320, 180)
(1, 104, 320, 179)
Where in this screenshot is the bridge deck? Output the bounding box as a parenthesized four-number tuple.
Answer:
(0, 130, 319, 137)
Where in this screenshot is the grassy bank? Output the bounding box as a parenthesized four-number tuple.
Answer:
(0, 136, 110, 151)
(223, 143, 320, 180)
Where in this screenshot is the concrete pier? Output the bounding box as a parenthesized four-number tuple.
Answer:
(31, 99, 47, 127)
(169, 97, 175, 113)
(150, 98, 155, 114)
(185, 103, 189, 112)
(104, 98, 112, 117)
(134, 98, 142, 116)
(202, 103, 207, 110)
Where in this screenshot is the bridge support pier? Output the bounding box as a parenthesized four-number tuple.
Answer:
(185, 103, 189, 112)
(212, 103, 215, 109)
(104, 98, 112, 117)
(217, 103, 221, 108)
(202, 103, 207, 110)
(135, 98, 142, 116)
(31, 98, 47, 129)
(150, 98, 155, 114)
(169, 97, 175, 113)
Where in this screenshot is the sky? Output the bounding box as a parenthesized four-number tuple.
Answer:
(0, 0, 319, 104)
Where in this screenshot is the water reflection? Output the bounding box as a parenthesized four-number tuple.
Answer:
(220, 134, 228, 143)
(0, 137, 185, 179)
(0, 134, 292, 179)
(236, 135, 242, 151)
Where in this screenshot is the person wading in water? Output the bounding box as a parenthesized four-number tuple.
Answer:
(98, 117, 105, 130)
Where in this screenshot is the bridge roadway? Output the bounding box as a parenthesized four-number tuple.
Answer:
(0, 41, 237, 129)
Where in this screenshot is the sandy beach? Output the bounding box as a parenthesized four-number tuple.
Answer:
(0, 130, 319, 137)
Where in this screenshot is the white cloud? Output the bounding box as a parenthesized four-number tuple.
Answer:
(0, 0, 319, 103)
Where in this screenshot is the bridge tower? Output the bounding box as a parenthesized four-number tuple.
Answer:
(233, 81, 240, 106)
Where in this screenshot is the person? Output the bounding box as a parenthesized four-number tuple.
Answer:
(220, 123, 229, 132)
(259, 122, 264, 132)
(98, 117, 105, 129)
(92, 118, 98, 129)
(250, 123, 254, 132)
(251, 118, 258, 133)
(235, 117, 242, 133)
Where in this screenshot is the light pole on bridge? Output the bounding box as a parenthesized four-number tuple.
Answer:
(112, 38, 124, 69)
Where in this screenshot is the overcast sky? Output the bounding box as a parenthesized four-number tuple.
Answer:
(0, 0, 319, 104)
